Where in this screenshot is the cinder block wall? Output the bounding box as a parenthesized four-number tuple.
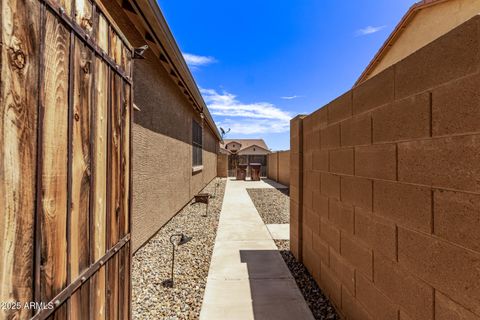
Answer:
(267, 152, 278, 181)
(290, 16, 480, 320)
(217, 154, 228, 177)
(267, 151, 290, 186)
(277, 151, 290, 186)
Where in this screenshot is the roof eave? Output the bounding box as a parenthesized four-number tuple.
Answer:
(130, 0, 222, 140)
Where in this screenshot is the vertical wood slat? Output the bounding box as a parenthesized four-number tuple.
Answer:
(53, 0, 72, 18)
(0, 1, 132, 318)
(91, 56, 108, 320)
(74, 0, 93, 35)
(107, 72, 122, 320)
(109, 73, 122, 249)
(40, 10, 70, 320)
(0, 0, 40, 319)
(121, 83, 131, 238)
(40, 8, 70, 304)
(106, 255, 119, 320)
(96, 13, 108, 53)
(70, 36, 93, 320)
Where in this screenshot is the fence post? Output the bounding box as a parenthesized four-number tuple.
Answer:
(290, 115, 305, 262)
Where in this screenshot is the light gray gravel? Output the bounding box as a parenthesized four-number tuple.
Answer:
(132, 178, 226, 320)
(246, 188, 289, 224)
(248, 187, 339, 320)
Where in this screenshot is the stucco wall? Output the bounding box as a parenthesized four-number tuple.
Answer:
(291, 18, 480, 319)
(129, 42, 217, 253)
(368, 0, 480, 80)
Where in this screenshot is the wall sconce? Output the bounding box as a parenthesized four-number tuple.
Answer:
(162, 233, 192, 288)
(133, 45, 149, 59)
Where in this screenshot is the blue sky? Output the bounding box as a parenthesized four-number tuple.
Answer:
(158, 0, 418, 150)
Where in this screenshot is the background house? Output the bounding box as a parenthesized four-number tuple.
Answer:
(220, 139, 271, 177)
(356, 0, 480, 85)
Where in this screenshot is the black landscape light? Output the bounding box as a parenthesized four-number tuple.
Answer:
(162, 233, 192, 288)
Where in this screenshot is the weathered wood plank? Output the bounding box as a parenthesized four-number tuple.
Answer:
(106, 254, 119, 320)
(109, 30, 122, 66)
(118, 246, 126, 320)
(93, 57, 108, 260)
(91, 266, 106, 320)
(109, 73, 122, 249)
(96, 13, 108, 53)
(70, 36, 93, 320)
(53, 0, 72, 18)
(91, 56, 108, 320)
(122, 243, 131, 320)
(70, 282, 89, 320)
(74, 0, 93, 34)
(0, 0, 40, 318)
(40, 9, 70, 308)
(120, 82, 130, 238)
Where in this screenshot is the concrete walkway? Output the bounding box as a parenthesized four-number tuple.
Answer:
(200, 178, 314, 320)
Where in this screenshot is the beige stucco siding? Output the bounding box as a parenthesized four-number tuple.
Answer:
(131, 48, 218, 252)
(368, 0, 480, 80)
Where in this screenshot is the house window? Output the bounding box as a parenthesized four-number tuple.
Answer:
(192, 120, 203, 167)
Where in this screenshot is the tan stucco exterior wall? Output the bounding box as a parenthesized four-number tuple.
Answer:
(100, 6, 221, 251)
(131, 54, 218, 251)
(367, 0, 480, 80)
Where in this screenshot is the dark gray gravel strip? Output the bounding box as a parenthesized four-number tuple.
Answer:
(246, 188, 290, 224)
(247, 187, 339, 320)
(132, 178, 226, 320)
(275, 240, 339, 320)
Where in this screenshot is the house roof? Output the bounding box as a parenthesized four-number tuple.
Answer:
(355, 0, 451, 86)
(220, 139, 270, 152)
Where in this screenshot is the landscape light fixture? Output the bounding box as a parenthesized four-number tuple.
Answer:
(162, 233, 192, 288)
(211, 180, 219, 199)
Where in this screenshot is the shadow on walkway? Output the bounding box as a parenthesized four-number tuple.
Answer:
(240, 250, 315, 320)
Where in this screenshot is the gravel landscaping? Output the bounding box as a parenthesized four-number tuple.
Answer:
(246, 188, 289, 224)
(248, 187, 339, 320)
(132, 178, 226, 320)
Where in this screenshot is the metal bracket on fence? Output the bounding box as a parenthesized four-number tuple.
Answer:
(31, 234, 131, 320)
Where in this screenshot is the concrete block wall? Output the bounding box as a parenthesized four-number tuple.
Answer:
(267, 151, 290, 186)
(217, 153, 228, 177)
(290, 16, 480, 320)
(268, 152, 279, 181)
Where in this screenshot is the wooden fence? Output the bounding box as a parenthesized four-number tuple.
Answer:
(1, 0, 133, 319)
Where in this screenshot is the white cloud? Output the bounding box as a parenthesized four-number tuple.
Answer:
(355, 25, 386, 36)
(183, 53, 216, 67)
(281, 95, 304, 100)
(200, 88, 292, 134)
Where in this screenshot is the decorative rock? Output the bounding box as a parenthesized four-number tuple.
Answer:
(132, 178, 226, 320)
